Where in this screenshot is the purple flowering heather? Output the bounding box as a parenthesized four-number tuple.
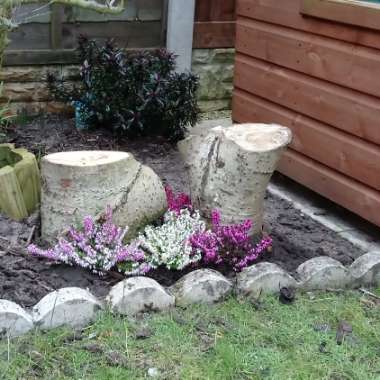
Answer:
(190, 209, 272, 272)
(165, 185, 192, 215)
(28, 206, 150, 276)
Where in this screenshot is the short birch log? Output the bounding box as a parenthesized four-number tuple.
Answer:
(178, 124, 292, 235)
(40, 151, 167, 242)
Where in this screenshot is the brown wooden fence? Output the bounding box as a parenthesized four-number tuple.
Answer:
(193, 0, 236, 48)
(4, 0, 166, 66)
(4, 1, 235, 66)
(232, 0, 380, 227)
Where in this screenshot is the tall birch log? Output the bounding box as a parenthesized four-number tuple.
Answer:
(40, 150, 167, 242)
(178, 124, 292, 235)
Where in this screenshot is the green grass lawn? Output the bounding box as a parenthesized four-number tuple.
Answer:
(0, 290, 379, 380)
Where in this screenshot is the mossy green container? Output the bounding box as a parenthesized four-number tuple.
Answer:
(0, 144, 41, 220)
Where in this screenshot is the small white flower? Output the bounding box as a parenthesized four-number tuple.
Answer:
(139, 209, 205, 270)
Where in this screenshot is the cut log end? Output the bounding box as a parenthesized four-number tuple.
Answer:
(219, 123, 292, 152)
(43, 151, 132, 167)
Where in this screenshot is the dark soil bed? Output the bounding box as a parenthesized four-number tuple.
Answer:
(0, 116, 364, 307)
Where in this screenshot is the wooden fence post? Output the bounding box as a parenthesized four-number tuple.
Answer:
(51, 4, 64, 50)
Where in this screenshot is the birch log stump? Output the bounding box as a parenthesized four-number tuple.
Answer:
(41, 151, 167, 242)
(178, 124, 292, 235)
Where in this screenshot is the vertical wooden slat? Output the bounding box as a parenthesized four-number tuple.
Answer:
(50, 4, 64, 50)
(195, 1, 211, 21)
(210, 0, 235, 21)
(160, 0, 168, 46)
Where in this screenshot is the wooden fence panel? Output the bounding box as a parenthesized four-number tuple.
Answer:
(233, 0, 380, 227)
(195, 0, 235, 21)
(193, 0, 236, 48)
(195, 1, 212, 22)
(5, 0, 164, 65)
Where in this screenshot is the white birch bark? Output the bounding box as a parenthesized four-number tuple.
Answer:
(178, 124, 292, 235)
(40, 151, 167, 242)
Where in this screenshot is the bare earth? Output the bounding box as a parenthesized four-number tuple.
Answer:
(0, 116, 364, 307)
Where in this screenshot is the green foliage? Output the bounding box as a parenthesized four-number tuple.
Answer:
(0, 84, 14, 143)
(48, 37, 200, 141)
(0, 145, 22, 168)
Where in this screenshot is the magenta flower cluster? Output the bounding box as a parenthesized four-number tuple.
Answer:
(165, 185, 192, 215)
(28, 207, 150, 276)
(189, 209, 272, 272)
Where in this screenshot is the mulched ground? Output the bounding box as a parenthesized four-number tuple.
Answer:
(0, 116, 365, 307)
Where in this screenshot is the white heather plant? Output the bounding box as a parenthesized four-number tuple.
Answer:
(139, 209, 206, 270)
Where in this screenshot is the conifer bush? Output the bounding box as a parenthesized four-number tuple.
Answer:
(48, 37, 200, 141)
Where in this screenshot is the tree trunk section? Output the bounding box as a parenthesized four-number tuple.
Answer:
(178, 123, 292, 235)
(40, 151, 167, 242)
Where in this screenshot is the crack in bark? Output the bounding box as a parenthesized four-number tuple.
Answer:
(112, 163, 143, 214)
(214, 137, 225, 169)
(199, 136, 220, 208)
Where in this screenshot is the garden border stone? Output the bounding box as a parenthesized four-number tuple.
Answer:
(236, 262, 299, 297)
(106, 277, 175, 316)
(32, 287, 102, 330)
(296, 257, 351, 291)
(0, 299, 34, 338)
(170, 269, 233, 306)
(1, 253, 380, 340)
(349, 251, 380, 287)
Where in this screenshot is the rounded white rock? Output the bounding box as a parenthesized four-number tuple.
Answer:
(106, 277, 175, 315)
(170, 269, 233, 306)
(33, 287, 102, 329)
(236, 262, 298, 297)
(296, 257, 351, 291)
(0, 299, 34, 338)
(349, 251, 380, 287)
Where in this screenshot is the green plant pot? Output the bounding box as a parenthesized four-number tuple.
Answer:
(0, 144, 41, 220)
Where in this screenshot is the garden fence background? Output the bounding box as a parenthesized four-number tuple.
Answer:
(1, 0, 236, 114)
(4, 0, 236, 66)
(4, 0, 166, 66)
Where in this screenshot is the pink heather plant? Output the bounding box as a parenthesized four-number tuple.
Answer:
(28, 206, 151, 276)
(190, 209, 272, 272)
(165, 185, 192, 215)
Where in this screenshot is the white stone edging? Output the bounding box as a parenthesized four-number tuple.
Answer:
(0, 251, 379, 339)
